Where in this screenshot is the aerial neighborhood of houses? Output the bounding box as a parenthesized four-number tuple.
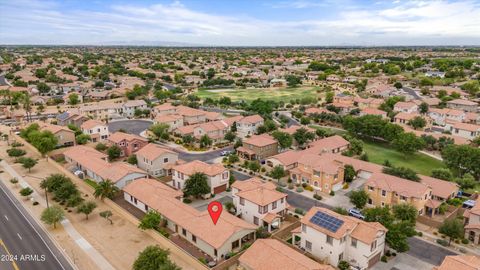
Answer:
(0, 46, 479, 270)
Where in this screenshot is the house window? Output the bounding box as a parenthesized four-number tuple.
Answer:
(222, 172, 228, 179)
(192, 235, 196, 243)
(381, 190, 386, 197)
(272, 201, 277, 209)
(182, 228, 186, 236)
(240, 198, 245, 206)
(326, 235, 333, 245)
(144, 205, 148, 211)
(371, 240, 377, 252)
(400, 196, 406, 201)
(313, 170, 320, 177)
(305, 240, 312, 251)
(381, 202, 385, 207)
(214, 249, 217, 256)
(164, 158, 169, 163)
(254, 216, 259, 225)
(351, 238, 357, 248)
(281, 198, 284, 203)
(302, 224, 307, 233)
(368, 198, 373, 205)
(368, 186, 374, 191)
(134, 198, 138, 204)
(339, 252, 343, 261)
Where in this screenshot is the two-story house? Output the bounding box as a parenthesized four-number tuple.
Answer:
(231, 177, 287, 232)
(172, 160, 230, 194)
(294, 207, 387, 269)
(289, 153, 344, 194)
(236, 114, 264, 138)
(80, 119, 109, 142)
(445, 122, 480, 140)
(123, 100, 148, 118)
(446, 99, 478, 112)
(136, 143, 179, 177)
(393, 102, 418, 113)
(237, 134, 278, 161)
(40, 123, 75, 147)
(107, 132, 148, 157)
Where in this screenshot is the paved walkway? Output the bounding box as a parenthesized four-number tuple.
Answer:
(1, 160, 116, 270)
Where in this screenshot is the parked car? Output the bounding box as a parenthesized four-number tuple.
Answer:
(220, 150, 232, 156)
(348, 208, 365, 220)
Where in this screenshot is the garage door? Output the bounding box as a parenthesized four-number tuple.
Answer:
(368, 252, 381, 268)
(213, 184, 227, 194)
(358, 170, 373, 179)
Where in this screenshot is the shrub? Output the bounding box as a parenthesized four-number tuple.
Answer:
(183, 198, 192, 204)
(261, 167, 266, 173)
(385, 250, 391, 257)
(288, 184, 294, 189)
(198, 257, 207, 265)
(296, 187, 304, 193)
(10, 178, 19, 185)
(329, 190, 335, 196)
(301, 183, 307, 188)
(436, 239, 448, 246)
(304, 185, 314, 192)
(313, 194, 322, 200)
(433, 231, 438, 235)
(417, 231, 423, 237)
(454, 239, 460, 244)
(459, 248, 467, 253)
(338, 260, 350, 270)
(343, 183, 349, 189)
(392, 252, 396, 256)
(20, 187, 34, 197)
(381, 255, 387, 262)
(461, 238, 469, 244)
(33, 201, 39, 206)
(294, 208, 305, 215)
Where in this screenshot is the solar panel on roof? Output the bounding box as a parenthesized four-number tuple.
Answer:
(309, 211, 344, 232)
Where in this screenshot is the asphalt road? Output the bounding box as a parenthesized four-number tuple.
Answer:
(402, 87, 422, 100)
(176, 146, 234, 163)
(107, 119, 153, 135)
(406, 237, 456, 266)
(276, 111, 300, 127)
(0, 181, 73, 270)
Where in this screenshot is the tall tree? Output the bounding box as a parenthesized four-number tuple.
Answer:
(442, 144, 480, 180)
(20, 157, 37, 172)
(392, 204, 417, 224)
(138, 211, 162, 230)
(149, 123, 170, 141)
(392, 132, 425, 157)
(271, 131, 293, 149)
(439, 219, 464, 245)
(93, 180, 120, 200)
(349, 190, 369, 209)
(293, 127, 315, 147)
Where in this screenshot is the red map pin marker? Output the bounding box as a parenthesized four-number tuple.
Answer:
(207, 201, 222, 225)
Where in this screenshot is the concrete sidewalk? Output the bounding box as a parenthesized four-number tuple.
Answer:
(1, 160, 116, 270)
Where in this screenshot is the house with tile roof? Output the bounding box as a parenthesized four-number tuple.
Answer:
(393, 102, 418, 113)
(238, 239, 334, 270)
(80, 119, 109, 142)
(463, 196, 480, 245)
(446, 99, 478, 113)
(64, 145, 146, 188)
(136, 143, 179, 177)
(56, 111, 88, 128)
(306, 135, 350, 154)
(237, 134, 278, 161)
(39, 123, 75, 147)
(293, 207, 387, 269)
(107, 131, 148, 157)
(266, 150, 303, 171)
(232, 177, 287, 232)
(172, 160, 230, 194)
(236, 114, 264, 138)
(123, 178, 256, 260)
(445, 121, 480, 140)
(154, 114, 184, 131)
(433, 255, 480, 270)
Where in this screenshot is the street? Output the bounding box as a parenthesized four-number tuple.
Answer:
(0, 181, 74, 270)
(107, 119, 153, 135)
(406, 237, 457, 265)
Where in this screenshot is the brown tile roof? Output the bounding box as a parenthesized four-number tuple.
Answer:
(238, 114, 263, 124)
(81, 119, 105, 130)
(233, 177, 286, 206)
(452, 122, 480, 132)
(297, 153, 343, 175)
(239, 239, 334, 270)
(267, 150, 303, 167)
(306, 135, 350, 153)
(40, 123, 74, 135)
(366, 172, 430, 199)
(447, 99, 477, 106)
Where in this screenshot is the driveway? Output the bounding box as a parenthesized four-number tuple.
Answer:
(108, 119, 153, 135)
(276, 111, 300, 127)
(402, 87, 422, 100)
(371, 252, 434, 270)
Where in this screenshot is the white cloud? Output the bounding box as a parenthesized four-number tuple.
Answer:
(0, 0, 479, 45)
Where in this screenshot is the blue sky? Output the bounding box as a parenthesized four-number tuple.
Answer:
(1, 0, 479, 46)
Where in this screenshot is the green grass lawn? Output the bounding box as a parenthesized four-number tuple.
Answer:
(195, 86, 320, 103)
(84, 178, 98, 189)
(362, 140, 445, 176)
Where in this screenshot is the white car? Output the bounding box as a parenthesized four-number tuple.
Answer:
(220, 150, 232, 156)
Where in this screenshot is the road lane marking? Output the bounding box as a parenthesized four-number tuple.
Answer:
(4, 215, 8, 221)
(0, 239, 20, 270)
(16, 233, 22, 240)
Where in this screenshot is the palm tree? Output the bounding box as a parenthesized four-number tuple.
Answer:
(93, 180, 119, 200)
(22, 92, 32, 122)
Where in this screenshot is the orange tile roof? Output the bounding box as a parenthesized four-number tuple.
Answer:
(433, 255, 480, 270)
(40, 123, 74, 135)
(452, 122, 480, 132)
(306, 135, 350, 153)
(302, 207, 386, 244)
(173, 160, 226, 177)
(108, 131, 147, 144)
(81, 119, 105, 130)
(123, 179, 256, 249)
(243, 134, 277, 147)
(366, 172, 429, 199)
(267, 150, 303, 167)
(135, 143, 176, 161)
(239, 239, 334, 270)
(233, 177, 286, 206)
(238, 114, 264, 124)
